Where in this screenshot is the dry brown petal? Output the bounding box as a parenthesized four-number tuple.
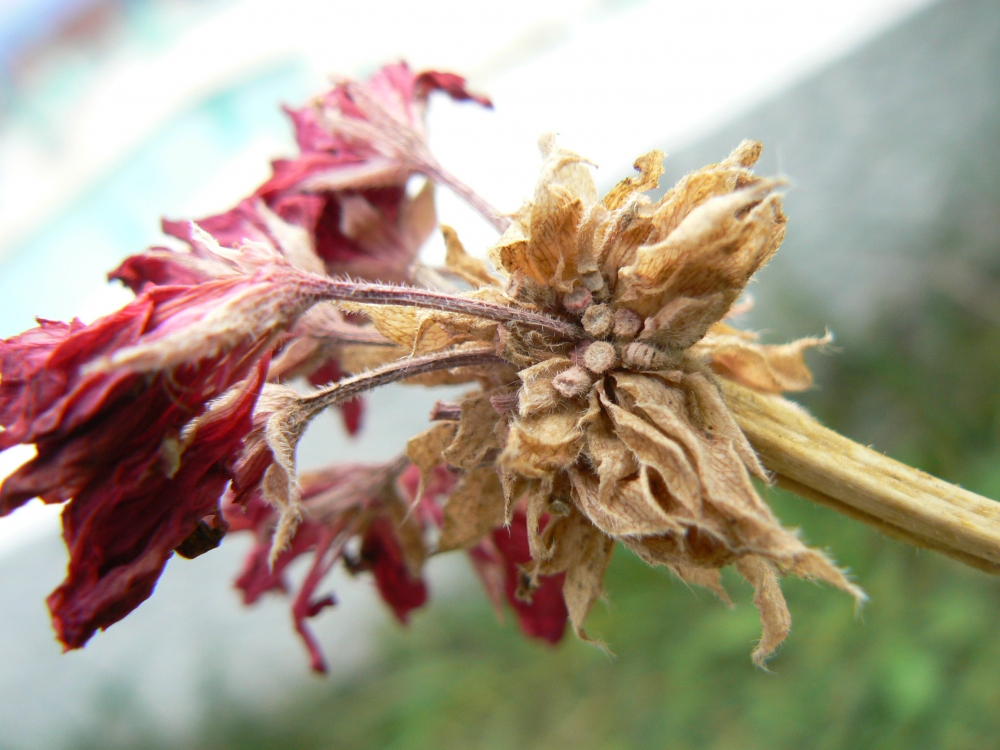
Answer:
(438, 466, 505, 551)
(670, 563, 732, 605)
(487, 221, 536, 283)
(602, 150, 665, 211)
(528, 183, 585, 286)
(596, 200, 656, 287)
(337, 342, 407, 375)
(735, 555, 792, 667)
(647, 140, 761, 244)
(442, 225, 500, 288)
(700, 330, 832, 393)
(525, 476, 556, 563)
(678, 370, 767, 481)
(443, 390, 502, 469)
(569, 466, 680, 538)
(638, 293, 729, 350)
(499, 409, 584, 478)
(598, 377, 702, 515)
(536, 508, 615, 641)
(405, 422, 458, 501)
(343, 300, 498, 356)
(535, 134, 599, 208)
(615, 181, 785, 319)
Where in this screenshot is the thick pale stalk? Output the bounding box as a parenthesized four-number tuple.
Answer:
(719, 379, 1000, 575)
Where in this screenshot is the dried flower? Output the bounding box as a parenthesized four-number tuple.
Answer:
(156, 61, 493, 285)
(368, 137, 863, 663)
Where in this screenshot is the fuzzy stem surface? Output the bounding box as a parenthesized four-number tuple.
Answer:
(315, 279, 581, 339)
(300, 346, 503, 418)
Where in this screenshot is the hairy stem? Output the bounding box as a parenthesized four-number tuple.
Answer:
(315, 279, 581, 339)
(300, 346, 503, 418)
(720, 378, 1000, 574)
(422, 161, 511, 233)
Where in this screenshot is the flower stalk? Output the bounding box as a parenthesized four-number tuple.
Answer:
(298, 345, 503, 417)
(720, 379, 1000, 574)
(314, 278, 581, 339)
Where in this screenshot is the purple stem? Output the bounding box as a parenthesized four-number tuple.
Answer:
(315, 279, 581, 340)
(300, 346, 504, 418)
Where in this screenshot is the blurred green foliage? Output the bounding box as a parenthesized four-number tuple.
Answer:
(68, 282, 1000, 749)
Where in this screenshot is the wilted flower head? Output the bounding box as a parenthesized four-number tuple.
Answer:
(0, 247, 337, 647)
(381, 137, 864, 663)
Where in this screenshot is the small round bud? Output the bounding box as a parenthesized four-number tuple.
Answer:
(562, 286, 593, 314)
(581, 304, 613, 337)
(552, 364, 595, 398)
(583, 341, 617, 374)
(613, 308, 643, 339)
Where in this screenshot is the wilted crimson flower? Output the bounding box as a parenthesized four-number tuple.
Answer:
(49, 360, 267, 648)
(0, 259, 333, 648)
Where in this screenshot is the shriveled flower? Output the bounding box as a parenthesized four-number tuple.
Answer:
(49, 360, 265, 647)
(358, 137, 864, 663)
(0, 248, 344, 647)
(155, 61, 494, 286)
(7, 61, 994, 672)
(225, 458, 429, 673)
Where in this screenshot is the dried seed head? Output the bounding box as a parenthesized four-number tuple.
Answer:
(581, 304, 613, 337)
(562, 286, 593, 314)
(582, 341, 617, 374)
(612, 308, 643, 340)
(552, 364, 596, 398)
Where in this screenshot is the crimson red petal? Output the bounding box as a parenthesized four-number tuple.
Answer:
(361, 516, 427, 624)
(47, 359, 267, 648)
(414, 70, 493, 109)
(492, 512, 568, 645)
